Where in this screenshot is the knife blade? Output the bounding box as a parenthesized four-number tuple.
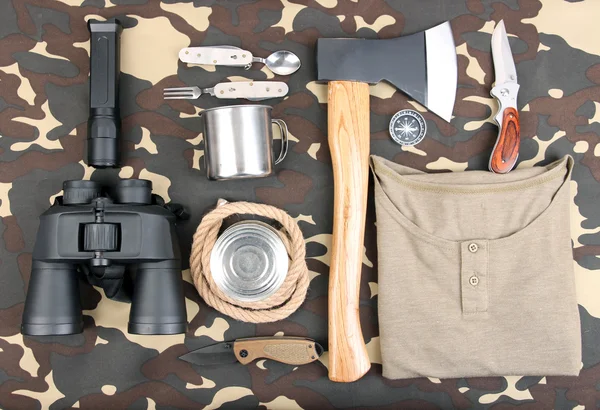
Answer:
(489, 20, 521, 174)
(179, 337, 323, 366)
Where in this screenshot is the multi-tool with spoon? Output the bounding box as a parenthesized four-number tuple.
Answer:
(179, 46, 301, 76)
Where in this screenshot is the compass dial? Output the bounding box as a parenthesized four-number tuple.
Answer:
(389, 110, 427, 146)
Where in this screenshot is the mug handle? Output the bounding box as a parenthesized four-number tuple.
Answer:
(272, 119, 289, 165)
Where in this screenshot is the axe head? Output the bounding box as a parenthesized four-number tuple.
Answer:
(316, 22, 457, 122)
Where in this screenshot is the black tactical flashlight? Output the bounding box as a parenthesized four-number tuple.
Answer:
(87, 19, 122, 168)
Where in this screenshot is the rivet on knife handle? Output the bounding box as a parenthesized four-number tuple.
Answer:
(489, 107, 520, 173)
(179, 47, 252, 66)
(233, 337, 322, 365)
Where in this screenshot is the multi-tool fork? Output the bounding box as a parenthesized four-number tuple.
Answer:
(163, 81, 288, 101)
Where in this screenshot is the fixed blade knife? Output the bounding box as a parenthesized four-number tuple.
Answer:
(489, 20, 521, 174)
(179, 337, 324, 366)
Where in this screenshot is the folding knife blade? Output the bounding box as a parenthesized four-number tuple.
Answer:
(491, 20, 518, 88)
(179, 342, 237, 366)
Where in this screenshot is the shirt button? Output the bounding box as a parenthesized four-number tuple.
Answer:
(469, 276, 479, 286)
(468, 243, 478, 253)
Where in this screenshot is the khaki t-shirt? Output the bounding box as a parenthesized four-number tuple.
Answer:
(371, 155, 581, 379)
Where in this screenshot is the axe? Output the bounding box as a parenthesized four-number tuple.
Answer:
(316, 22, 457, 382)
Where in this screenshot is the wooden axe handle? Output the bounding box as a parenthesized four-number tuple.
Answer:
(327, 80, 371, 382)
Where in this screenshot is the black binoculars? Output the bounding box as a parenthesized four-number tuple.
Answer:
(21, 179, 187, 336)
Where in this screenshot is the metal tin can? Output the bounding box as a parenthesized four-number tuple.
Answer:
(210, 221, 288, 302)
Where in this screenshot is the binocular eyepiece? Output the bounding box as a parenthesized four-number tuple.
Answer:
(62, 179, 153, 205)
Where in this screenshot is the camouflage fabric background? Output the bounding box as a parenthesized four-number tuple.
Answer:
(1, 0, 599, 408)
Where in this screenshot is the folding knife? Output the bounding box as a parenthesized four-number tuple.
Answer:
(489, 20, 521, 174)
(179, 46, 252, 67)
(179, 337, 324, 366)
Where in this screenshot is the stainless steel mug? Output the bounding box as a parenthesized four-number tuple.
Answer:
(200, 105, 289, 180)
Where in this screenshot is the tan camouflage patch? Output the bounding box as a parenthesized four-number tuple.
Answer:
(191, 149, 203, 170)
(370, 82, 397, 99)
(314, 0, 337, 8)
(273, 0, 306, 34)
(186, 377, 217, 390)
(78, 160, 96, 180)
(456, 43, 486, 85)
(260, 396, 303, 409)
(100, 385, 117, 395)
(0, 63, 36, 105)
(0, 182, 12, 217)
(548, 88, 564, 98)
(160, 2, 212, 33)
(478, 376, 533, 404)
(354, 15, 396, 32)
(523, 0, 600, 56)
(368, 281, 378, 298)
(193, 317, 229, 340)
(83, 288, 186, 353)
(135, 126, 158, 154)
(426, 157, 469, 171)
(30, 41, 69, 62)
(517, 130, 565, 168)
(365, 336, 381, 365)
(307, 142, 321, 159)
(11, 101, 64, 151)
(293, 213, 315, 225)
(573, 140, 588, 154)
(306, 81, 327, 103)
(120, 16, 186, 84)
(118, 166, 135, 178)
(13, 371, 65, 407)
(401, 144, 427, 156)
(0, 334, 39, 377)
(138, 169, 171, 202)
(463, 95, 496, 131)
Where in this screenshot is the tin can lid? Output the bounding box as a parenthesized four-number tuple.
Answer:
(210, 220, 288, 302)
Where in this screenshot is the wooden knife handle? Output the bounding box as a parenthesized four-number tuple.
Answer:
(233, 337, 321, 365)
(327, 80, 371, 382)
(490, 107, 520, 173)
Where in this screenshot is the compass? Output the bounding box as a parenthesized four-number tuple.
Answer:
(388, 109, 427, 146)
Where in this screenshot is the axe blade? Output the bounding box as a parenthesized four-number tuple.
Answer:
(316, 21, 457, 122)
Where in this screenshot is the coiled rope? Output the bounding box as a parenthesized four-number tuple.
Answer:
(189, 201, 309, 323)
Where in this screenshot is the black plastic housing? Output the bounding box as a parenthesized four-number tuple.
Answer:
(87, 19, 122, 168)
(21, 179, 187, 336)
